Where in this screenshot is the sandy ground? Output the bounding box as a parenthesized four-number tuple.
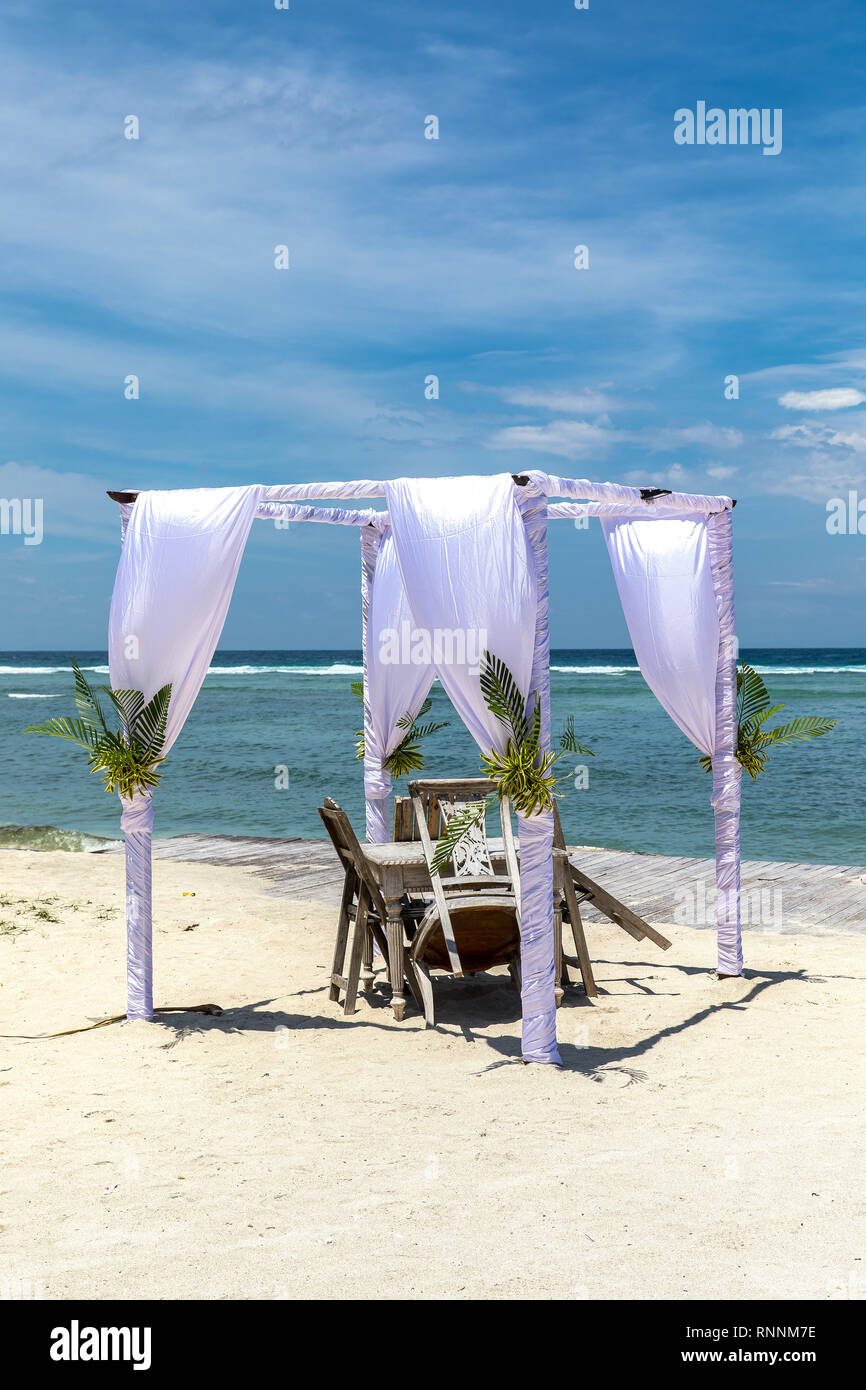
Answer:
(0, 846, 864, 1302)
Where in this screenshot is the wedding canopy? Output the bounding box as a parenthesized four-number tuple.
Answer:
(108, 471, 741, 1066)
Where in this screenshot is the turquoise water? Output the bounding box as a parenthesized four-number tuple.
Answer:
(1, 649, 864, 866)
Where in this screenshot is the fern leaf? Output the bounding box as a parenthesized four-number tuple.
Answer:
(101, 687, 145, 742)
(558, 715, 594, 755)
(737, 662, 770, 726)
(382, 740, 426, 777)
(408, 720, 449, 741)
(756, 716, 837, 748)
(430, 799, 489, 877)
(22, 716, 97, 749)
(523, 698, 541, 758)
(134, 684, 171, 761)
(480, 650, 528, 744)
(71, 658, 110, 735)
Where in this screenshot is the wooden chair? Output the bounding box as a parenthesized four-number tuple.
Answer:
(406, 778, 523, 1026)
(318, 798, 423, 1016)
(552, 801, 597, 1000)
(393, 790, 441, 842)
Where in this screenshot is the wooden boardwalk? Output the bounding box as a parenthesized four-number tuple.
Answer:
(143, 834, 866, 936)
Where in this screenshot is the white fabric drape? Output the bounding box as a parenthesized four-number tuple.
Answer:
(385, 474, 561, 1063)
(108, 485, 262, 1017)
(110, 486, 263, 756)
(601, 516, 719, 756)
(362, 526, 434, 840)
(384, 474, 536, 752)
(602, 510, 742, 975)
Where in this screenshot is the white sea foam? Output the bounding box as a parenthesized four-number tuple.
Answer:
(1, 661, 864, 679)
(550, 664, 639, 674)
(752, 666, 866, 675)
(0, 666, 109, 675)
(203, 663, 364, 675)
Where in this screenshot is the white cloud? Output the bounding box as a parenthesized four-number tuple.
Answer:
(486, 419, 618, 460)
(760, 449, 866, 502)
(647, 424, 743, 451)
(494, 385, 618, 414)
(771, 420, 866, 453)
(768, 579, 833, 590)
(779, 388, 866, 411)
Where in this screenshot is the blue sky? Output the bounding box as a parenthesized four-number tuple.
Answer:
(1, 0, 865, 649)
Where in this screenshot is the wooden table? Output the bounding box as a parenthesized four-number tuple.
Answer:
(360, 838, 511, 1021)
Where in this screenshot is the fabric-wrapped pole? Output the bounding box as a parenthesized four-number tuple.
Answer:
(117, 504, 153, 1021)
(361, 525, 390, 841)
(707, 509, 743, 976)
(527, 470, 734, 514)
(255, 501, 386, 527)
(121, 794, 154, 1019)
(514, 483, 560, 1066)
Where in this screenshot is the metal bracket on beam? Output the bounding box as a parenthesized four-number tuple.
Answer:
(639, 487, 673, 501)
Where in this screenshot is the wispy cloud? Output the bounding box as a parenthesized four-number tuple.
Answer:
(486, 419, 619, 461)
(469, 383, 621, 414)
(645, 424, 743, 451)
(779, 388, 866, 411)
(771, 420, 866, 453)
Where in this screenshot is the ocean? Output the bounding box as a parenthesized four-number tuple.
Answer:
(1, 649, 863, 866)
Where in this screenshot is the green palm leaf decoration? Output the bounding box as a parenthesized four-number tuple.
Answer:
(25, 659, 172, 799)
(430, 801, 487, 877)
(754, 715, 838, 747)
(558, 714, 594, 757)
(102, 687, 145, 742)
(699, 661, 837, 781)
(431, 651, 590, 874)
(351, 685, 448, 776)
(480, 651, 529, 745)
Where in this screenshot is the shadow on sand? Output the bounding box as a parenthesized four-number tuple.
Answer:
(148, 958, 835, 1082)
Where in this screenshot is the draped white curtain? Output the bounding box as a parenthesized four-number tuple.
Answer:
(384, 474, 536, 751)
(601, 510, 742, 974)
(108, 485, 262, 1017)
(601, 516, 719, 757)
(362, 526, 434, 840)
(384, 473, 560, 1063)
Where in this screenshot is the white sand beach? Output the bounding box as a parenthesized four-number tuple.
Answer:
(1, 846, 863, 1302)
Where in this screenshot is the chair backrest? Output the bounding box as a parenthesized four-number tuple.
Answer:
(407, 778, 521, 974)
(437, 795, 494, 878)
(318, 798, 388, 921)
(392, 790, 442, 842)
(408, 777, 496, 875)
(408, 779, 520, 900)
